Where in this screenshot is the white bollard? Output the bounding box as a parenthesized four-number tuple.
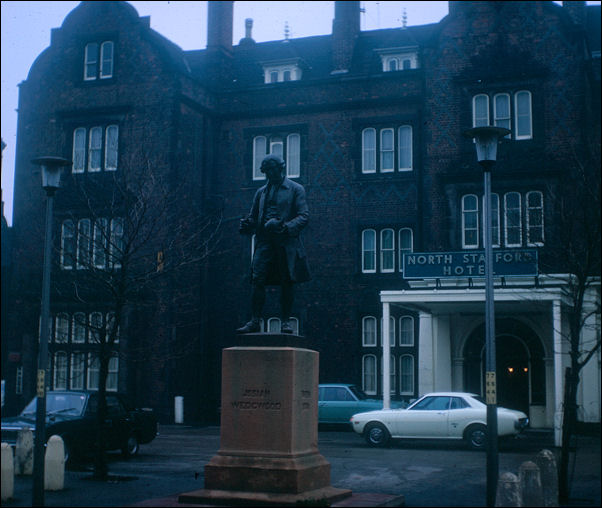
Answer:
(175, 396, 184, 424)
(1, 442, 14, 501)
(44, 435, 65, 491)
(519, 460, 543, 507)
(15, 427, 34, 475)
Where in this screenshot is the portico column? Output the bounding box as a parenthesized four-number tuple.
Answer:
(382, 302, 391, 409)
(418, 311, 434, 395)
(553, 299, 563, 447)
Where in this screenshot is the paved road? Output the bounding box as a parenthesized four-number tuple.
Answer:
(3, 425, 600, 507)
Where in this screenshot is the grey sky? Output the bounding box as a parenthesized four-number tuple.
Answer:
(2, 1, 596, 226)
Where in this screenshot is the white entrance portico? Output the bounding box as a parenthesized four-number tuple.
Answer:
(379, 275, 601, 446)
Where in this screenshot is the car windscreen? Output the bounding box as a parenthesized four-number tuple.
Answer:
(348, 385, 369, 400)
(21, 393, 87, 417)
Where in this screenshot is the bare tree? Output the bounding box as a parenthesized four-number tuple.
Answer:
(55, 151, 221, 478)
(544, 145, 601, 503)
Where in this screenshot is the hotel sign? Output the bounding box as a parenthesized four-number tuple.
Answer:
(403, 250, 538, 279)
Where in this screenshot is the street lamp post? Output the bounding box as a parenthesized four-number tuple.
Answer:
(463, 126, 510, 507)
(30, 156, 71, 507)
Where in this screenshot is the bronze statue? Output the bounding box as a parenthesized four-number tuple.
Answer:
(237, 154, 310, 334)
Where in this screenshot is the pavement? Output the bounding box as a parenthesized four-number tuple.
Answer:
(2, 425, 600, 507)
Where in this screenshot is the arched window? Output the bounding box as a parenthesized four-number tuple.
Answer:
(362, 229, 376, 273)
(88, 126, 102, 172)
(100, 41, 114, 79)
(362, 316, 377, 346)
(253, 136, 267, 180)
(89, 312, 103, 344)
(514, 91, 532, 139)
(388, 58, 398, 71)
(380, 229, 395, 272)
(70, 352, 85, 390)
(398, 228, 413, 272)
(362, 355, 377, 395)
(398, 125, 412, 170)
(526, 191, 544, 245)
(72, 128, 86, 173)
(286, 133, 300, 178)
(107, 354, 119, 391)
(61, 220, 75, 269)
(87, 354, 100, 390)
(399, 316, 414, 346)
(53, 352, 68, 390)
(55, 314, 69, 343)
(105, 125, 118, 170)
(93, 218, 108, 268)
(84, 43, 98, 80)
(267, 318, 280, 333)
(494, 94, 511, 134)
(110, 218, 124, 269)
(362, 128, 376, 173)
(472, 94, 489, 127)
(72, 313, 87, 343)
(270, 137, 283, 159)
(462, 195, 479, 248)
(400, 355, 414, 394)
(504, 192, 522, 246)
(77, 219, 91, 269)
(380, 128, 394, 172)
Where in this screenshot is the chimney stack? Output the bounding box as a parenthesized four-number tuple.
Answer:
(207, 1, 233, 52)
(206, 1, 234, 88)
(331, 1, 360, 74)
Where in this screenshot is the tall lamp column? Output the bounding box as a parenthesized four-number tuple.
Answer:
(463, 126, 510, 507)
(30, 156, 71, 507)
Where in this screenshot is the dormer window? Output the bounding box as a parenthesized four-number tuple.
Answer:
(376, 47, 419, 72)
(84, 41, 114, 81)
(262, 59, 303, 83)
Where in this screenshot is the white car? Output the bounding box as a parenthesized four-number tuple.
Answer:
(350, 392, 529, 449)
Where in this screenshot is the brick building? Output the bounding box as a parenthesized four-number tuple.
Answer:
(2, 1, 600, 437)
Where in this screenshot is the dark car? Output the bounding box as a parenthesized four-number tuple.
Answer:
(318, 383, 406, 425)
(1, 390, 157, 462)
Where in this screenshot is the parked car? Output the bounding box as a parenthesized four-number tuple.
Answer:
(350, 392, 529, 449)
(1, 390, 157, 462)
(318, 383, 406, 425)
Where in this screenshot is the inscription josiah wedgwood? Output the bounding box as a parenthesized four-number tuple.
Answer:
(233, 387, 280, 410)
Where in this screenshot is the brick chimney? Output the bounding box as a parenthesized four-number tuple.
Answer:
(562, 1, 586, 26)
(207, 1, 233, 52)
(331, 1, 360, 74)
(205, 1, 233, 88)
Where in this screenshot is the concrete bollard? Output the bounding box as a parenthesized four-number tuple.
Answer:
(15, 427, 34, 475)
(175, 396, 184, 424)
(519, 460, 544, 507)
(495, 472, 522, 506)
(535, 449, 559, 507)
(44, 435, 65, 491)
(1, 442, 15, 501)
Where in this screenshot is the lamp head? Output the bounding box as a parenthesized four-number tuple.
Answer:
(463, 126, 511, 170)
(31, 156, 72, 193)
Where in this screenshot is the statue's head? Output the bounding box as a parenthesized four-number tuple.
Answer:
(260, 154, 285, 177)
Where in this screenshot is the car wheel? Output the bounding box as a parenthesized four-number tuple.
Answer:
(122, 433, 139, 457)
(465, 424, 487, 450)
(364, 422, 390, 447)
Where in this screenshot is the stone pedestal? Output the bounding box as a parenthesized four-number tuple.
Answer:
(179, 339, 351, 506)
